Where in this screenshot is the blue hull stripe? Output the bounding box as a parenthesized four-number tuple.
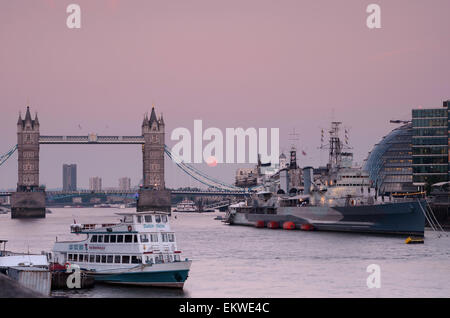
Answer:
(92, 269, 190, 284)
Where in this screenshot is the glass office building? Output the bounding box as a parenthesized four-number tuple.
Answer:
(364, 123, 416, 195)
(411, 101, 449, 186)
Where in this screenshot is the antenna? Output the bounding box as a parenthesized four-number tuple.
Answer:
(343, 125, 352, 149)
(288, 128, 300, 149)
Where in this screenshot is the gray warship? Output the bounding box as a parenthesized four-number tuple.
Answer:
(225, 122, 427, 236)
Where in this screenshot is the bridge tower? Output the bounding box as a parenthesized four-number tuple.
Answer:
(11, 106, 46, 218)
(137, 105, 171, 212)
(17, 106, 40, 190)
(142, 106, 165, 189)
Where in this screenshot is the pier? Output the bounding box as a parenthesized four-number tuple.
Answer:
(0, 271, 47, 298)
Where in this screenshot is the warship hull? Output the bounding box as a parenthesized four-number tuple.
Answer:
(227, 201, 426, 236)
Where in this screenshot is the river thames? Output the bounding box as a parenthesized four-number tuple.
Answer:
(1, 207, 449, 298)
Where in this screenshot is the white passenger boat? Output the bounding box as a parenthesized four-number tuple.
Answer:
(173, 199, 197, 212)
(51, 211, 192, 288)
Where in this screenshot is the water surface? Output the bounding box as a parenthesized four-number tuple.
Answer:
(1, 208, 449, 297)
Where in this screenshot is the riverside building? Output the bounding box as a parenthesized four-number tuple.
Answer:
(412, 101, 449, 186)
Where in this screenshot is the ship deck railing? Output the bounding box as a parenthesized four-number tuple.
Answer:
(71, 223, 118, 232)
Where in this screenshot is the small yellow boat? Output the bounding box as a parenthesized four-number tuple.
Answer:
(405, 236, 424, 244)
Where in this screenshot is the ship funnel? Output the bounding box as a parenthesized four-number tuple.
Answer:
(303, 167, 314, 195)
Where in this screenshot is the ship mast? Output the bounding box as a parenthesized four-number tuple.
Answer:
(319, 121, 352, 172)
(288, 128, 300, 169)
(328, 122, 342, 170)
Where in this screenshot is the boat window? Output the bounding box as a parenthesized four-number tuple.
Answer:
(122, 255, 130, 264)
(90, 235, 98, 243)
(96, 255, 101, 263)
(110, 235, 116, 243)
(68, 254, 73, 261)
(168, 234, 175, 242)
(161, 215, 167, 223)
(89, 255, 95, 263)
(123, 216, 133, 223)
(156, 254, 164, 264)
(78, 254, 84, 262)
(169, 254, 173, 262)
(117, 235, 124, 243)
(101, 255, 107, 263)
(131, 256, 142, 264)
(155, 215, 161, 223)
(125, 235, 133, 243)
(145, 256, 154, 265)
(136, 215, 142, 223)
(84, 254, 88, 262)
(161, 233, 168, 242)
(174, 255, 180, 262)
(98, 235, 103, 243)
(114, 255, 120, 264)
(107, 255, 113, 263)
(144, 215, 152, 223)
(134, 235, 138, 243)
(104, 235, 110, 243)
(140, 234, 149, 243)
(73, 254, 78, 262)
(150, 233, 158, 242)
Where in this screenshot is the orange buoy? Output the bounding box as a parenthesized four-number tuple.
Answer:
(267, 221, 279, 229)
(255, 220, 265, 228)
(300, 223, 314, 231)
(283, 221, 296, 230)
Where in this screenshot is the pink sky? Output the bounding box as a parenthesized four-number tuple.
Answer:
(1, 0, 449, 189)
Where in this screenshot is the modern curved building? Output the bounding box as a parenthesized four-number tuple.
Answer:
(364, 123, 418, 195)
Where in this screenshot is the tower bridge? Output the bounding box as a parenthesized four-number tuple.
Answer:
(2, 105, 249, 218)
(39, 135, 145, 144)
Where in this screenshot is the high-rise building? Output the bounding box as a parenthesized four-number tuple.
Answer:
(411, 101, 449, 186)
(89, 177, 102, 191)
(62, 164, 77, 191)
(118, 177, 131, 191)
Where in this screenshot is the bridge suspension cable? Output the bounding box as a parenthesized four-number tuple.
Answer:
(165, 147, 239, 189)
(0, 144, 18, 167)
(164, 145, 243, 191)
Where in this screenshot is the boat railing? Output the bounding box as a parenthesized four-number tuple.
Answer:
(70, 223, 117, 232)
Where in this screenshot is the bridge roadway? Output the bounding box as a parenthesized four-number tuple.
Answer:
(0, 189, 250, 197)
(39, 135, 145, 144)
